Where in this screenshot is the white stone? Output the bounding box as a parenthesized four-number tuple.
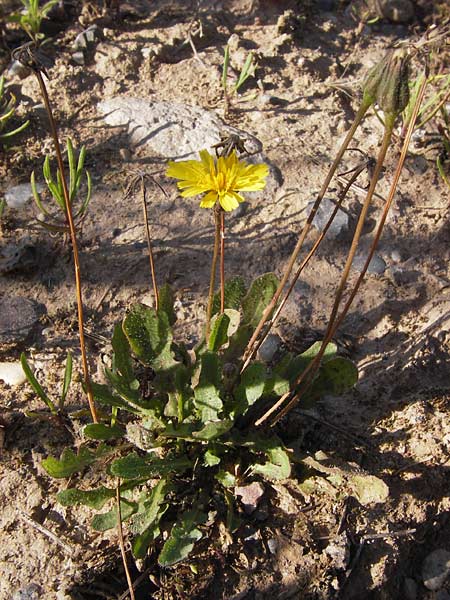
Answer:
(0, 361, 27, 386)
(5, 183, 42, 209)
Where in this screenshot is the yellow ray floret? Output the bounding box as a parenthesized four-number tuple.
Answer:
(166, 149, 269, 212)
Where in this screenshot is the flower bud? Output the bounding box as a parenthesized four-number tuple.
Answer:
(363, 49, 410, 117)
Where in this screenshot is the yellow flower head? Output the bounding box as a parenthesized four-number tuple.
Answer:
(166, 149, 269, 212)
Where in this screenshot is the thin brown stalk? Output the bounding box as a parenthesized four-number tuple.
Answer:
(242, 100, 372, 369)
(36, 71, 98, 423)
(116, 480, 136, 600)
(256, 118, 395, 427)
(141, 177, 159, 310)
(220, 209, 225, 313)
(205, 204, 222, 339)
(245, 160, 369, 367)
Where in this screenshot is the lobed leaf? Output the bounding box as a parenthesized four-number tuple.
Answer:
(57, 486, 115, 510)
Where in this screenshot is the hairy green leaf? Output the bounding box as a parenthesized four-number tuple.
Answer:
(208, 313, 230, 352)
(112, 323, 136, 385)
(110, 452, 192, 479)
(158, 509, 207, 567)
(212, 277, 247, 315)
(192, 419, 233, 441)
(92, 499, 137, 532)
(193, 352, 222, 422)
(235, 362, 266, 415)
(159, 283, 176, 326)
(83, 423, 125, 440)
(251, 439, 291, 481)
(57, 486, 115, 509)
(215, 470, 237, 488)
(242, 273, 279, 327)
(42, 446, 100, 479)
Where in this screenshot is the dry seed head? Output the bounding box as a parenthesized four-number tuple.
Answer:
(363, 48, 410, 117)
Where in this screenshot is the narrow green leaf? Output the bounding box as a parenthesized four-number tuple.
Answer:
(208, 313, 230, 352)
(90, 381, 140, 414)
(112, 323, 136, 384)
(20, 353, 57, 415)
(60, 352, 72, 406)
(159, 283, 176, 326)
(235, 52, 254, 91)
(158, 509, 207, 567)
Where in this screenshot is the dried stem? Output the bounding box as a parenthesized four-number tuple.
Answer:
(241, 100, 372, 370)
(141, 177, 159, 310)
(220, 209, 225, 313)
(206, 203, 222, 339)
(256, 117, 396, 427)
(248, 160, 369, 364)
(36, 71, 98, 423)
(116, 480, 136, 600)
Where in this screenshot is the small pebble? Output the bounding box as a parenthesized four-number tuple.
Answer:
(352, 253, 386, 275)
(72, 51, 85, 66)
(379, 0, 415, 23)
(0, 361, 28, 386)
(8, 60, 30, 79)
(5, 183, 41, 210)
(267, 538, 278, 554)
(422, 549, 450, 591)
(390, 249, 405, 263)
(309, 197, 348, 239)
(258, 333, 281, 362)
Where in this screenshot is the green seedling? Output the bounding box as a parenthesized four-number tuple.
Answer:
(31, 138, 92, 231)
(222, 43, 256, 116)
(8, 0, 59, 43)
(21, 352, 73, 417)
(0, 75, 30, 145)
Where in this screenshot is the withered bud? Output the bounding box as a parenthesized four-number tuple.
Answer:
(363, 49, 410, 118)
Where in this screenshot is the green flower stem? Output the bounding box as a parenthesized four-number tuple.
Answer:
(242, 100, 372, 372)
(35, 70, 98, 424)
(256, 117, 396, 427)
(220, 208, 225, 314)
(205, 203, 222, 340)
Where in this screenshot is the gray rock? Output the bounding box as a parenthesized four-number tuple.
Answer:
(0, 296, 43, 344)
(232, 201, 249, 218)
(353, 253, 386, 275)
(403, 577, 417, 600)
(324, 532, 350, 570)
(8, 60, 30, 79)
(309, 197, 348, 239)
(5, 183, 41, 209)
(422, 549, 450, 591)
(73, 25, 99, 50)
(13, 584, 43, 600)
(390, 249, 405, 263)
(267, 538, 278, 554)
(72, 51, 85, 66)
(258, 333, 281, 362)
(0, 238, 37, 274)
(98, 97, 281, 199)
